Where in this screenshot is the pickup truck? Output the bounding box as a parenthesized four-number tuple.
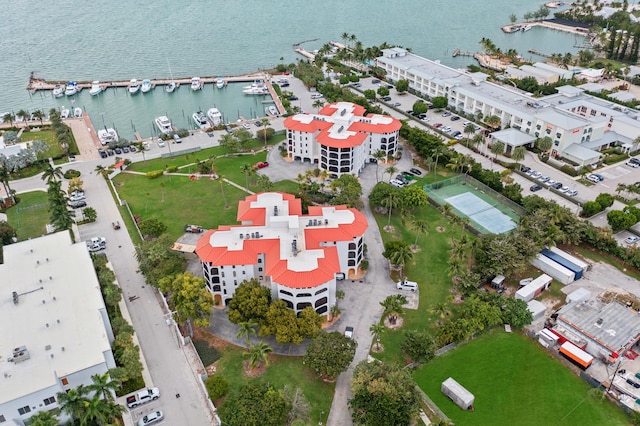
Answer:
(184, 224, 203, 233)
(126, 387, 160, 408)
(396, 280, 418, 291)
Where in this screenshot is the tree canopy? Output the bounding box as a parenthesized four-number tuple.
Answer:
(227, 279, 272, 325)
(218, 383, 291, 426)
(158, 272, 216, 328)
(304, 331, 357, 379)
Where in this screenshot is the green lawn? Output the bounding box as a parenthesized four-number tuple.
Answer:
(415, 331, 629, 426)
(20, 129, 65, 159)
(5, 191, 50, 241)
(212, 344, 334, 426)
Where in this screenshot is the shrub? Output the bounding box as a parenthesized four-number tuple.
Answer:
(560, 165, 578, 177)
(401, 330, 435, 363)
(205, 375, 229, 400)
(166, 165, 178, 173)
(595, 193, 615, 209)
(145, 170, 164, 179)
(63, 169, 81, 179)
(339, 75, 350, 85)
(581, 201, 602, 217)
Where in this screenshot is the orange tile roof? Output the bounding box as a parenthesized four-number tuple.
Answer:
(316, 129, 367, 149)
(267, 246, 341, 288)
(305, 207, 368, 249)
(283, 115, 333, 133)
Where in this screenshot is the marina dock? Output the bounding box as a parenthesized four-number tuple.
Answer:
(528, 48, 551, 58)
(27, 72, 271, 94)
(452, 49, 474, 58)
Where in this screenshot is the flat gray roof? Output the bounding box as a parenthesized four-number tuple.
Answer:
(491, 128, 535, 146)
(563, 143, 602, 161)
(558, 300, 640, 353)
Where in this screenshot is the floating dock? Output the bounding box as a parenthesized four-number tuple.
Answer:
(27, 72, 270, 94)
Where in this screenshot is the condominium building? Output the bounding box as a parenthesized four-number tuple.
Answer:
(195, 192, 368, 315)
(283, 101, 402, 176)
(0, 232, 116, 425)
(376, 48, 640, 166)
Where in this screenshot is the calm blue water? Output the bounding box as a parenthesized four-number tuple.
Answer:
(0, 0, 583, 139)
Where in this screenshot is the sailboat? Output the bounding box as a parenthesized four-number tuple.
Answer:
(165, 56, 177, 93)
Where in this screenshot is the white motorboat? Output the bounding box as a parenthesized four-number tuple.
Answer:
(73, 107, 82, 118)
(128, 79, 141, 94)
(191, 77, 202, 90)
(243, 81, 269, 95)
(216, 78, 225, 89)
(52, 84, 64, 98)
(60, 107, 70, 119)
(97, 128, 119, 146)
(141, 79, 152, 93)
(165, 81, 177, 93)
(522, 25, 532, 32)
(89, 81, 103, 96)
(192, 111, 211, 129)
(207, 107, 222, 126)
(266, 105, 279, 116)
(65, 81, 78, 96)
(155, 116, 173, 135)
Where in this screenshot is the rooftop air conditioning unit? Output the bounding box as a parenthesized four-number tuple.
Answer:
(12, 346, 30, 363)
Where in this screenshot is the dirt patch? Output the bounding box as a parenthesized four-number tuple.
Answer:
(599, 289, 640, 309)
(243, 360, 268, 377)
(371, 343, 385, 353)
(384, 315, 404, 329)
(383, 225, 395, 233)
(436, 226, 445, 233)
(193, 327, 232, 350)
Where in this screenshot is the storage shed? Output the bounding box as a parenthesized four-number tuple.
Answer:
(441, 377, 474, 410)
(527, 299, 547, 321)
(516, 274, 552, 302)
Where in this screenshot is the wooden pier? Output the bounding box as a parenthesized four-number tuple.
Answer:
(27, 72, 271, 94)
(452, 49, 474, 58)
(528, 48, 551, 58)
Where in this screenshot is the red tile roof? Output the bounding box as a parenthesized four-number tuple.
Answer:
(305, 207, 368, 249)
(318, 102, 367, 117)
(267, 246, 341, 288)
(316, 130, 367, 149)
(283, 115, 333, 133)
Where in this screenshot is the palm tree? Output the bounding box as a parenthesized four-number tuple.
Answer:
(410, 219, 429, 249)
(373, 149, 386, 182)
(536, 136, 553, 157)
(370, 323, 385, 350)
(89, 373, 119, 401)
(490, 141, 505, 169)
(240, 163, 253, 190)
(382, 190, 401, 227)
(134, 141, 147, 164)
(218, 175, 228, 208)
(41, 164, 63, 183)
(446, 154, 466, 174)
(244, 341, 273, 370)
(432, 144, 448, 178)
(58, 385, 89, 420)
(260, 118, 270, 147)
(2, 112, 15, 126)
(32, 109, 45, 124)
(429, 302, 451, 325)
(16, 109, 29, 124)
(0, 166, 15, 203)
(312, 99, 324, 112)
(236, 321, 258, 345)
(29, 410, 59, 426)
(379, 295, 406, 325)
(385, 165, 397, 183)
(340, 32, 350, 47)
(80, 394, 124, 426)
(463, 123, 476, 146)
(511, 146, 526, 169)
(389, 244, 414, 278)
(485, 115, 501, 129)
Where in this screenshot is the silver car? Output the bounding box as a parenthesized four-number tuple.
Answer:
(138, 411, 163, 426)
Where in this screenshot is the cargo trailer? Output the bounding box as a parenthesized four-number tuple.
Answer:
(531, 254, 575, 285)
(549, 247, 589, 270)
(441, 377, 474, 410)
(541, 248, 584, 280)
(559, 341, 593, 369)
(515, 273, 552, 302)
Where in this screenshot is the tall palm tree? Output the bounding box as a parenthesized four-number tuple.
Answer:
(58, 385, 89, 420)
(370, 323, 385, 350)
(80, 394, 124, 426)
(432, 144, 448, 178)
(429, 302, 451, 325)
(32, 109, 45, 124)
(0, 166, 15, 203)
(385, 165, 397, 183)
(260, 118, 270, 147)
(389, 244, 414, 278)
(29, 410, 59, 426)
(2, 112, 15, 126)
(16, 109, 29, 124)
(490, 141, 505, 169)
(218, 175, 229, 208)
(410, 219, 429, 249)
(236, 321, 258, 345)
(382, 190, 401, 227)
(373, 149, 386, 182)
(89, 373, 119, 401)
(41, 164, 63, 183)
(511, 146, 526, 169)
(240, 163, 253, 190)
(340, 32, 350, 46)
(244, 341, 273, 370)
(463, 123, 476, 146)
(312, 99, 324, 112)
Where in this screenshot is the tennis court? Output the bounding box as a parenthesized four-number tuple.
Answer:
(424, 175, 523, 234)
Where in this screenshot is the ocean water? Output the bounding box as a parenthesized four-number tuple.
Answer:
(0, 0, 584, 139)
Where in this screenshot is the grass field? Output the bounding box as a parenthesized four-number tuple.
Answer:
(415, 331, 629, 426)
(20, 129, 65, 159)
(212, 343, 334, 425)
(5, 191, 50, 241)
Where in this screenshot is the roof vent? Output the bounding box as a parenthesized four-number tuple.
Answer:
(61, 347, 65, 352)
(50, 354, 54, 359)
(340, 109, 346, 116)
(324, 219, 329, 225)
(338, 125, 344, 133)
(37, 260, 40, 265)
(12, 291, 19, 305)
(240, 233, 244, 239)
(308, 219, 313, 226)
(45, 345, 51, 351)
(57, 319, 60, 324)
(49, 276, 52, 280)
(42, 300, 46, 304)
(45, 323, 49, 328)
(46, 258, 49, 262)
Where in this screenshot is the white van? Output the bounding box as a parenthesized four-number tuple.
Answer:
(390, 179, 404, 188)
(396, 280, 418, 291)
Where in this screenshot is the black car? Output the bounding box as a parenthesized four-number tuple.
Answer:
(395, 174, 409, 184)
(98, 149, 107, 158)
(114, 147, 122, 154)
(106, 149, 114, 156)
(520, 166, 531, 173)
(451, 116, 461, 121)
(371, 79, 380, 84)
(551, 182, 563, 189)
(288, 96, 298, 101)
(382, 96, 391, 101)
(530, 184, 543, 192)
(129, 145, 137, 152)
(417, 113, 427, 119)
(409, 167, 422, 176)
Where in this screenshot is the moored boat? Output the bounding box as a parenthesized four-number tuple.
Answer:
(128, 79, 141, 94)
(52, 84, 64, 98)
(89, 81, 103, 96)
(97, 128, 119, 145)
(207, 107, 222, 126)
(60, 107, 70, 119)
(65, 82, 78, 96)
(216, 78, 225, 89)
(243, 81, 269, 95)
(73, 107, 82, 118)
(141, 79, 152, 93)
(522, 25, 532, 32)
(165, 81, 177, 93)
(155, 115, 173, 135)
(266, 105, 279, 116)
(192, 111, 211, 129)
(191, 77, 202, 90)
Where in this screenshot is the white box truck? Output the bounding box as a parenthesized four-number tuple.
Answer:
(441, 377, 474, 410)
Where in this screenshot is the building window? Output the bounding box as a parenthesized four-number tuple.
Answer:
(233, 271, 236, 277)
(280, 290, 294, 297)
(258, 258, 262, 263)
(315, 288, 328, 295)
(61, 378, 68, 386)
(298, 293, 312, 298)
(17, 406, 31, 416)
(43, 397, 56, 406)
(258, 267, 263, 272)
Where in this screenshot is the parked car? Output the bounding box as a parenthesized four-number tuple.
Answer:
(173, 134, 183, 143)
(396, 280, 418, 291)
(433, 123, 443, 128)
(537, 176, 550, 183)
(390, 179, 404, 188)
(441, 111, 452, 117)
(401, 171, 415, 180)
(157, 139, 165, 147)
(114, 147, 122, 154)
(392, 102, 401, 107)
(395, 174, 409, 185)
(129, 145, 137, 152)
(559, 186, 570, 193)
(520, 166, 531, 173)
(531, 171, 542, 178)
(586, 174, 600, 183)
(106, 149, 115, 156)
(441, 126, 452, 133)
(382, 96, 392, 101)
(451, 131, 462, 137)
(592, 173, 604, 181)
(254, 161, 269, 169)
(288, 96, 298, 101)
(98, 149, 107, 158)
(137, 410, 163, 426)
(126, 388, 160, 409)
(626, 160, 640, 168)
(310, 93, 323, 99)
(344, 326, 354, 339)
(567, 190, 578, 197)
(625, 236, 640, 245)
(371, 79, 380, 84)
(122, 146, 130, 153)
(550, 182, 563, 189)
(225, 125, 233, 133)
(529, 184, 543, 192)
(68, 200, 87, 209)
(184, 224, 203, 233)
(451, 116, 461, 121)
(409, 168, 422, 176)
